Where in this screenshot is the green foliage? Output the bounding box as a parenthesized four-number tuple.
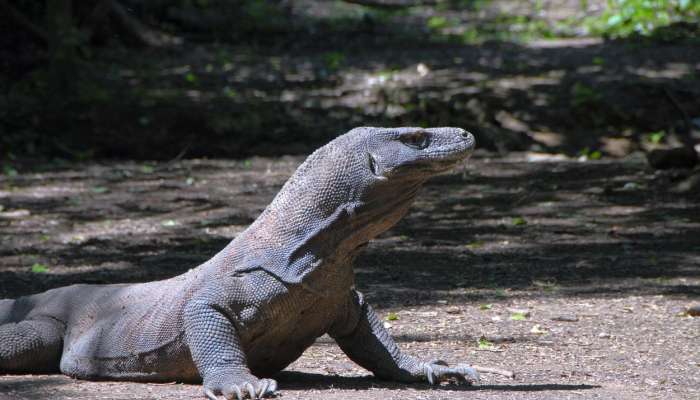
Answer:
(571, 82, 602, 108)
(91, 186, 109, 194)
(578, 147, 603, 160)
(138, 116, 151, 126)
(222, 86, 237, 98)
(323, 52, 346, 71)
(512, 217, 527, 226)
(479, 303, 493, 310)
(386, 312, 399, 321)
(586, 0, 700, 38)
(510, 311, 528, 321)
(647, 131, 666, 144)
(431, 12, 560, 44)
(184, 72, 198, 84)
(465, 241, 484, 249)
(31, 263, 49, 273)
(478, 337, 495, 349)
(438, 0, 489, 11)
(2, 164, 18, 178)
(427, 16, 449, 31)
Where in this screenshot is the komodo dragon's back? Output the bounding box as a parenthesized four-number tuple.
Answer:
(1, 127, 485, 400)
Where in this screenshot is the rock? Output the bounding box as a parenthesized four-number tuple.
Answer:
(692, 117, 700, 129)
(532, 131, 564, 147)
(526, 152, 570, 162)
(647, 146, 698, 169)
(620, 182, 642, 191)
(416, 63, 430, 77)
(495, 110, 530, 133)
(670, 171, 700, 194)
(686, 304, 700, 317)
(0, 209, 31, 219)
(601, 137, 635, 157)
(446, 306, 461, 314)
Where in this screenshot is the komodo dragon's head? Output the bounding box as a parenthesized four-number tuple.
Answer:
(265, 127, 475, 248)
(234, 127, 475, 280)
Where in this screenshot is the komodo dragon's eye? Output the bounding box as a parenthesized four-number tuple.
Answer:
(399, 131, 430, 150)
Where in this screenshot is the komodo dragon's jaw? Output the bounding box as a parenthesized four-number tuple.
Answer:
(364, 126, 476, 179)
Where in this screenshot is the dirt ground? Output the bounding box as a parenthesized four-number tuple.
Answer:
(0, 152, 698, 399)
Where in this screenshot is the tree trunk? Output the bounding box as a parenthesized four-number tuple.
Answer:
(46, 0, 77, 103)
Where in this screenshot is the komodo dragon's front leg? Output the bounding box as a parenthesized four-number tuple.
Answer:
(330, 290, 479, 385)
(184, 282, 276, 400)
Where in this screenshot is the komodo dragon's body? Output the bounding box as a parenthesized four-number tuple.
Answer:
(1, 127, 479, 399)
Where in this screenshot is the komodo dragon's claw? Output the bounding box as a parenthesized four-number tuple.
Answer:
(205, 378, 277, 399)
(422, 361, 480, 386)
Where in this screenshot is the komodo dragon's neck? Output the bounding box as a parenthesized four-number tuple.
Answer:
(239, 188, 421, 283)
(205, 144, 423, 284)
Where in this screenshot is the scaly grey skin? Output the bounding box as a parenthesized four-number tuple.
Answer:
(0, 127, 479, 399)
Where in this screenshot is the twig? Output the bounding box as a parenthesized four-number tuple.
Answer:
(107, 0, 181, 47)
(473, 365, 515, 378)
(342, 0, 438, 9)
(0, 0, 49, 45)
(156, 141, 192, 172)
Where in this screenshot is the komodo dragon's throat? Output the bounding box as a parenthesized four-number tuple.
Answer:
(1, 127, 482, 399)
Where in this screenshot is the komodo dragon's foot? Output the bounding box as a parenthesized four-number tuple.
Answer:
(421, 359, 480, 385)
(203, 373, 277, 400)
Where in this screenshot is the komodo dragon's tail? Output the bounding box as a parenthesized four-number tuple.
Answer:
(0, 296, 64, 373)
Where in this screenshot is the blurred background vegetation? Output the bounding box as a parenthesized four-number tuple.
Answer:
(1, 0, 698, 166)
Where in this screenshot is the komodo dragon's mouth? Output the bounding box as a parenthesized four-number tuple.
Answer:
(391, 142, 474, 177)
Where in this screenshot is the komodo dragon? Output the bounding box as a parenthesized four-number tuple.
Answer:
(1, 127, 480, 399)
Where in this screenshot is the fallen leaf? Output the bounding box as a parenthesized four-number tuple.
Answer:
(386, 312, 399, 321)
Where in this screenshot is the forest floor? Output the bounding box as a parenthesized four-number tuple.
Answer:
(0, 152, 698, 399)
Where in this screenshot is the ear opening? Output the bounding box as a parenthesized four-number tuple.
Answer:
(368, 153, 380, 176)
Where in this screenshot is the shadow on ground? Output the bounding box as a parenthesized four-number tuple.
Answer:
(277, 371, 599, 392)
(0, 156, 697, 304)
